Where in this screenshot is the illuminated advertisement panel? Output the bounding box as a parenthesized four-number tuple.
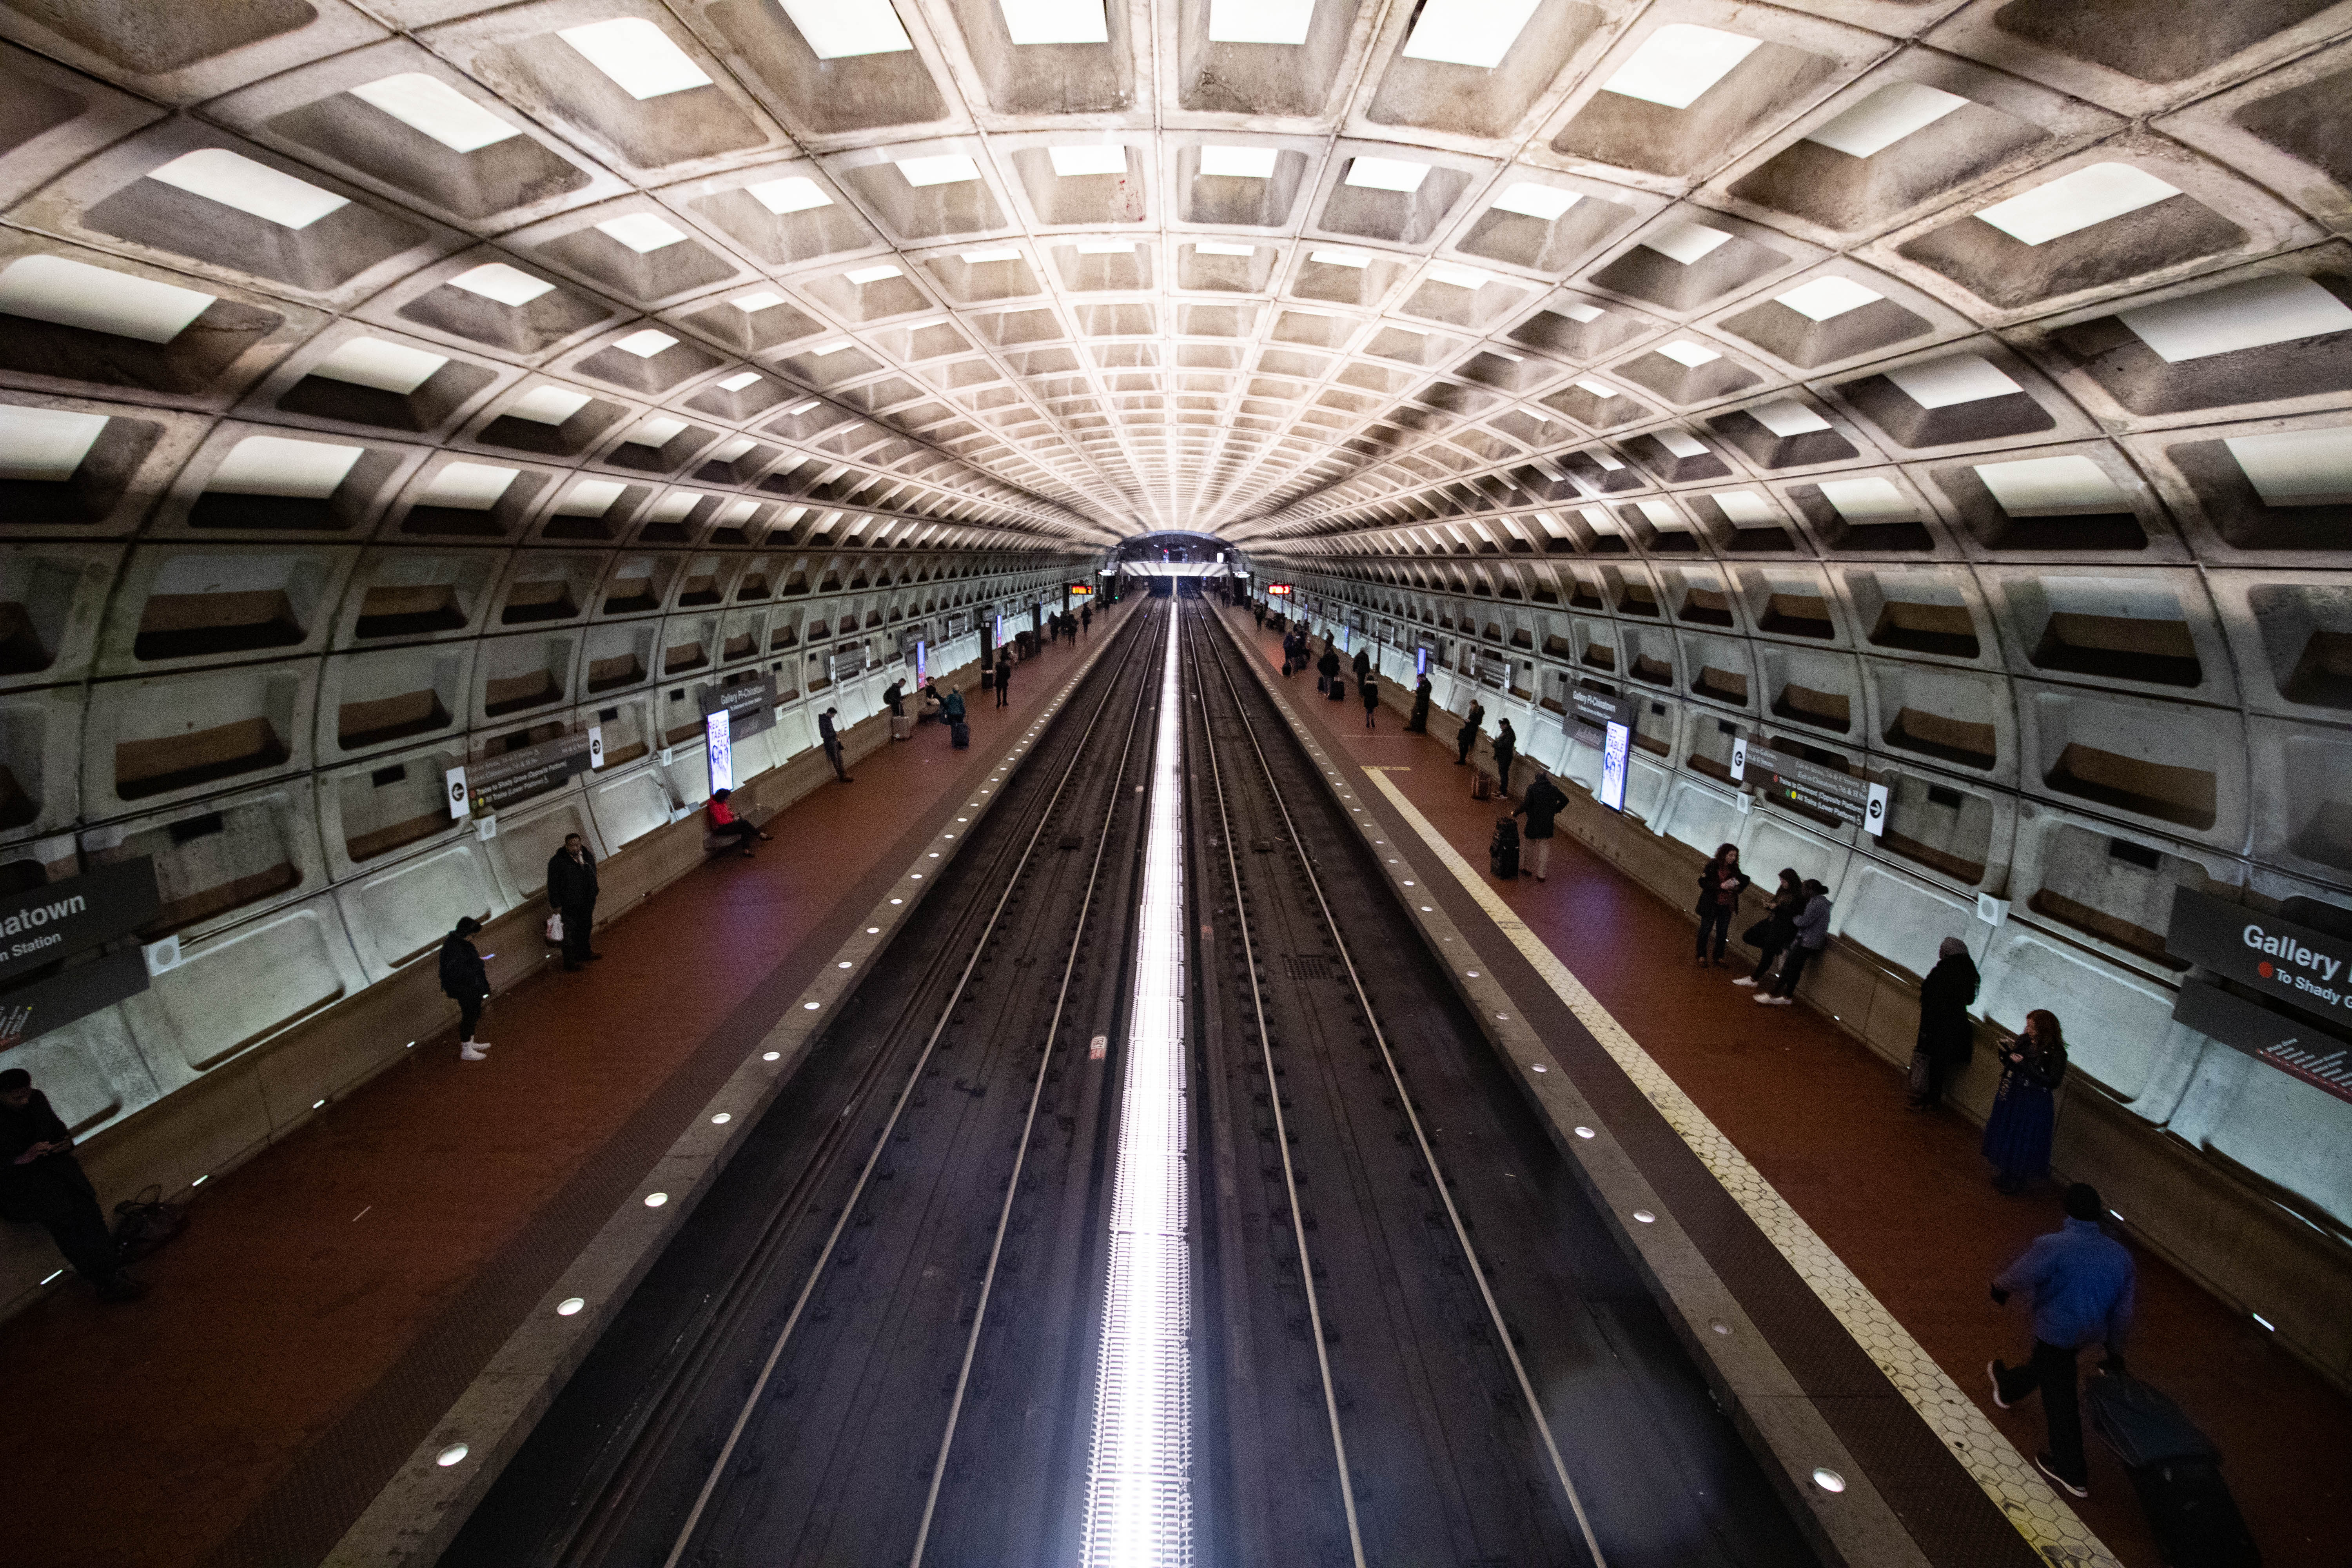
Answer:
(1598, 719, 1632, 813)
(705, 706, 733, 794)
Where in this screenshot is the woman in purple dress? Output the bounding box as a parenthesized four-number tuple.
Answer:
(1983, 1009, 2067, 1194)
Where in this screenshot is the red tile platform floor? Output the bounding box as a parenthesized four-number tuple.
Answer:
(1232, 608, 2348, 1568)
(0, 612, 1125, 1568)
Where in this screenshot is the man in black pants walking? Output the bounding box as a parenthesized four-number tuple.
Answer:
(0, 1067, 143, 1301)
(546, 832, 601, 971)
(1990, 1183, 2136, 1499)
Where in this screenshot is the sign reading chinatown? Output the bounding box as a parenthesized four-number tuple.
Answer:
(1567, 687, 1635, 749)
(1731, 737, 1889, 837)
(697, 673, 780, 742)
(0, 859, 163, 1049)
(2166, 887, 2352, 1104)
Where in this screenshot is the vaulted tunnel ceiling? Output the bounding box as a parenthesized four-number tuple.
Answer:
(3, 0, 2346, 557)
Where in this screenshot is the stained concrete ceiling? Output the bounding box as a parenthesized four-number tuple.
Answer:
(0, 1, 2347, 551)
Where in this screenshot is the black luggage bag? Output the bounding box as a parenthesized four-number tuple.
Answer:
(2085, 1374, 2260, 1568)
(951, 721, 970, 749)
(1329, 677, 1346, 703)
(1490, 816, 1520, 878)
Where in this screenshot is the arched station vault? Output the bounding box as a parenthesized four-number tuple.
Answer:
(0, 0, 2348, 1352)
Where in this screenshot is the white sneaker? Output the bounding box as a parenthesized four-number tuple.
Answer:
(1732, 976, 1757, 987)
(461, 1044, 488, 1060)
(1762, 995, 1793, 1006)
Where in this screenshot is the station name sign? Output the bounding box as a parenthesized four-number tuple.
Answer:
(698, 674, 780, 743)
(2166, 887, 2352, 1108)
(1732, 737, 1889, 837)
(0, 858, 162, 1050)
(0, 860, 160, 986)
(1567, 688, 1635, 748)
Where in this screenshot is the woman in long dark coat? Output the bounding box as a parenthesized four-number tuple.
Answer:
(1909, 937, 1979, 1111)
(1359, 672, 1380, 729)
(1408, 675, 1432, 732)
(1984, 1009, 2067, 1193)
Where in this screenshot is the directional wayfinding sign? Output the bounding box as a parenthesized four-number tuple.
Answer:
(1731, 737, 1888, 837)
(0, 859, 163, 1049)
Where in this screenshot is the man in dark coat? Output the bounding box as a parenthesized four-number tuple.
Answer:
(438, 915, 492, 1059)
(883, 678, 908, 741)
(1456, 699, 1486, 767)
(1082, 604, 1093, 636)
(546, 832, 601, 972)
(1360, 672, 1379, 730)
(1351, 645, 1371, 685)
(1910, 937, 1981, 1111)
(1490, 718, 1517, 798)
(1514, 769, 1570, 880)
(1408, 675, 1432, 733)
(818, 706, 852, 780)
(994, 648, 1013, 708)
(0, 1067, 142, 1301)
(1316, 644, 1341, 694)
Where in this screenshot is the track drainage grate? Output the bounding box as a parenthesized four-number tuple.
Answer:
(1286, 955, 1332, 981)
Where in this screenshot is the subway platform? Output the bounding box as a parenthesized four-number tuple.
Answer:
(0, 616, 1120, 1568)
(1, 596, 2341, 1568)
(1232, 606, 2347, 1568)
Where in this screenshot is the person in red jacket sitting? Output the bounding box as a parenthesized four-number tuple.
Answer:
(707, 788, 767, 857)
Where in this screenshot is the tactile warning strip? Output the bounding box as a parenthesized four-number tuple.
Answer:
(1359, 773, 2125, 1568)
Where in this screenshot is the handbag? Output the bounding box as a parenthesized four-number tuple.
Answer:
(1741, 918, 1774, 946)
(112, 1184, 187, 1262)
(545, 911, 564, 944)
(1906, 1049, 1933, 1100)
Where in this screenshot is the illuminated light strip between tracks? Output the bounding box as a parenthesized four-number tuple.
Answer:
(1080, 612, 1193, 1568)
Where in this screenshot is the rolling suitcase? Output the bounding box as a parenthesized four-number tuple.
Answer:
(2086, 1374, 2259, 1568)
(1329, 677, 1346, 703)
(951, 721, 970, 749)
(1490, 817, 1520, 879)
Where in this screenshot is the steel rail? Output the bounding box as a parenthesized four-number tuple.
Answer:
(1189, 603, 1611, 1568)
(655, 600, 1167, 1568)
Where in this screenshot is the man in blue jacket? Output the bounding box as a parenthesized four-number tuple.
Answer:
(1989, 1182, 2136, 1498)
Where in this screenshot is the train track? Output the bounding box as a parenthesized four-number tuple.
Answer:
(445, 601, 1165, 1568)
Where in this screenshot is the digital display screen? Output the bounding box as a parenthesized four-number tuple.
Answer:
(1415, 647, 1428, 678)
(915, 640, 927, 681)
(1266, 583, 1292, 597)
(705, 707, 733, 795)
(1598, 720, 1632, 813)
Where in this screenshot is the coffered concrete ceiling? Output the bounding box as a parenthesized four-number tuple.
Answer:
(4, 0, 2344, 551)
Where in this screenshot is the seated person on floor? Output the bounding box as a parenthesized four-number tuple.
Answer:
(917, 681, 944, 722)
(706, 788, 766, 856)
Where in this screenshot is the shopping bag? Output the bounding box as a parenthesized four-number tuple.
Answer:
(545, 911, 564, 944)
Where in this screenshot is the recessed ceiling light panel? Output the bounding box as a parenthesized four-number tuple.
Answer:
(1599, 24, 1761, 111)
(1974, 163, 2181, 247)
(1199, 146, 1278, 179)
(779, 0, 914, 58)
(897, 153, 982, 187)
(0, 255, 216, 343)
(1803, 81, 1969, 160)
(1207, 0, 1314, 45)
(146, 149, 348, 231)
(1345, 156, 1431, 192)
(997, 0, 1109, 45)
(557, 18, 714, 100)
(449, 263, 555, 306)
(349, 74, 521, 154)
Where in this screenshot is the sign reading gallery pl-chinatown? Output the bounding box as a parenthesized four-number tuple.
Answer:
(2167, 887, 2352, 1107)
(2168, 887, 2352, 1024)
(698, 673, 780, 742)
(1567, 687, 1635, 749)
(0, 859, 162, 986)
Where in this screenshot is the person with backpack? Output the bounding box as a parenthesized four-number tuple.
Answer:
(0, 1067, 144, 1301)
(1514, 768, 1570, 880)
(1989, 1181, 2134, 1499)
(1910, 937, 1980, 1111)
(1754, 878, 1829, 1005)
(1359, 671, 1379, 729)
(438, 915, 493, 1059)
(1693, 844, 1750, 968)
(1733, 869, 1804, 989)
(1456, 699, 1485, 767)
(1317, 642, 1341, 696)
(1489, 815, 1520, 880)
